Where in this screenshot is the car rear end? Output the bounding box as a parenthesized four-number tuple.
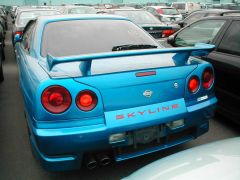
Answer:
(27, 16, 217, 171)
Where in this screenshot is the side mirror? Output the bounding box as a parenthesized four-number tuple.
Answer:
(178, 21, 185, 28)
(167, 35, 175, 45)
(14, 34, 22, 43)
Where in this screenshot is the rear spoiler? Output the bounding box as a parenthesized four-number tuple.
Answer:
(46, 43, 215, 72)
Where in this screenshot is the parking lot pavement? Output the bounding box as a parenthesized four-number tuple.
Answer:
(0, 21, 239, 180)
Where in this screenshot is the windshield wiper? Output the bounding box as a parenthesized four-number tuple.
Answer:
(112, 44, 158, 51)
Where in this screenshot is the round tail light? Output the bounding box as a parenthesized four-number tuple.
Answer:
(202, 68, 214, 89)
(188, 76, 200, 93)
(41, 86, 71, 114)
(76, 90, 97, 111)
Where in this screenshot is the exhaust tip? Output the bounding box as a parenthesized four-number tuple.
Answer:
(96, 153, 111, 166)
(85, 154, 97, 170)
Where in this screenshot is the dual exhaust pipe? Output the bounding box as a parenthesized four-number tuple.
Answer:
(85, 153, 111, 170)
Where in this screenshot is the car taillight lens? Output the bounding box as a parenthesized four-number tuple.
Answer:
(76, 90, 97, 111)
(41, 86, 71, 114)
(188, 76, 200, 93)
(156, 8, 164, 14)
(162, 30, 175, 38)
(202, 68, 214, 89)
(15, 31, 23, 36)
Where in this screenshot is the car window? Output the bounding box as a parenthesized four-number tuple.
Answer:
(113, 10, 161, 24)
(21, 22, 35, 52)
(184, 13, 206, 24)
(41, 19, 160, 57)
(218, 21, 240, 56)
(68, 7, 96, 14)
(172, 3, 185, 10)
(174, 20, 226, 47)
(17, 10, 60, 27)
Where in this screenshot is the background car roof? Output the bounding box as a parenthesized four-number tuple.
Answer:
(36, 14, 131, 23)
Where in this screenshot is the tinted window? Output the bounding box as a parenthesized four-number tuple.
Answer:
(113, 10, 161, 24)
(175, 20, 225, 47)
(41, 20, 159, 57)
(218, 21, 240, 56)
(172, 4, 185, 10)
(184, 13, 206, 24)
(21, 22, 35, 52)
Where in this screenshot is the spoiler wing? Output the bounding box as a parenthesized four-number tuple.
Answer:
(46, 43, 215, 72)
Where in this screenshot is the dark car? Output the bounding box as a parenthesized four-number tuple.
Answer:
(0, 19, 5, 61)
(107, 9, 176, 39)
(163, 16, 240, 123)
(0, 7, 7, 30)
(0, 40, 3, 82)
(176, 9, 240, 28)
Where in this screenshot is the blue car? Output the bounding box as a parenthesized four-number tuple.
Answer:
(15, 14, 217, 171)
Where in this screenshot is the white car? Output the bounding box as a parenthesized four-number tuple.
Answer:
(123, 137, 240, 180)
(144, 6, 183, 23)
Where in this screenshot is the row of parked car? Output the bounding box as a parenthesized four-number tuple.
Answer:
(1, 3, 239, 177)
(0, 6, 7, 82)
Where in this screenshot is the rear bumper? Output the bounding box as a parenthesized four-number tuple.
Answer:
(29, 97, 217, 171)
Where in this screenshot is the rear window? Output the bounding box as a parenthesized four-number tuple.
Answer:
(162, 8, 179, 15)
(172, 4, 185, 10)
(113, 10, 161, 24)
(17, 10, 60, 26)
(41, 19, 159, 57)
(68, 7, 96, 14)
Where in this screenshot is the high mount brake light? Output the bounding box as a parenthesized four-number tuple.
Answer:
(202, 68, 214, 89)
(188, 76, 200, 93)
(41, 86, 71, 114)
(76, 90, 98, 111)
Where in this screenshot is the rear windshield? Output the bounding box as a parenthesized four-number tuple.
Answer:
(113, 10, 161, 24)
(41, 19, 159, 57)
(172, 4, 185, 10)
(17, 10, 60, 26)
(68, 7, 96, 14)
(162, 8, 179, 15)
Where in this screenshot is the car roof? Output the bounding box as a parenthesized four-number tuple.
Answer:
(147, 6, 175, 9)
(37, 14, 130, 23)
(17, 8, 60, 13)
(195, 15, 240, 21)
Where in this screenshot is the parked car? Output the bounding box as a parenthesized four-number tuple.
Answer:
(14, 14, 216, 171)
(123, 137, 240, 180)
(176, 9, 240, 28)
(0, 19, 5, 60)
(144, 6, 183, 23)
(0, 39, 3, 82)
(172, 2, 201, 18)
(12, 8, 61, 45)
(61, 5, 97, 14)
(107, 9, 176, 39)
(164, 16, 240, 124)
(0, 7, 7, 30)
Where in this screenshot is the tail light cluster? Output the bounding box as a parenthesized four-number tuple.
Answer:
(41, 86, 97, 114)
(162, 30, 175, 38)
(188, 68, 214, 94)
(15, 31, 23, 36)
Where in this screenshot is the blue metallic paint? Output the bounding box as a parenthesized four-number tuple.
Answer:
(15, 15, 217, 171)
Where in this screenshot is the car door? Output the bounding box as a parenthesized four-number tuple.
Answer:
(205, 20, 240, 119)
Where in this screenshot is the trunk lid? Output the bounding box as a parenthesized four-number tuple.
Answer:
(74, 54, 197, 111)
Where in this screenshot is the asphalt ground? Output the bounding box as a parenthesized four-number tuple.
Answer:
(0, 17, 239, 180)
